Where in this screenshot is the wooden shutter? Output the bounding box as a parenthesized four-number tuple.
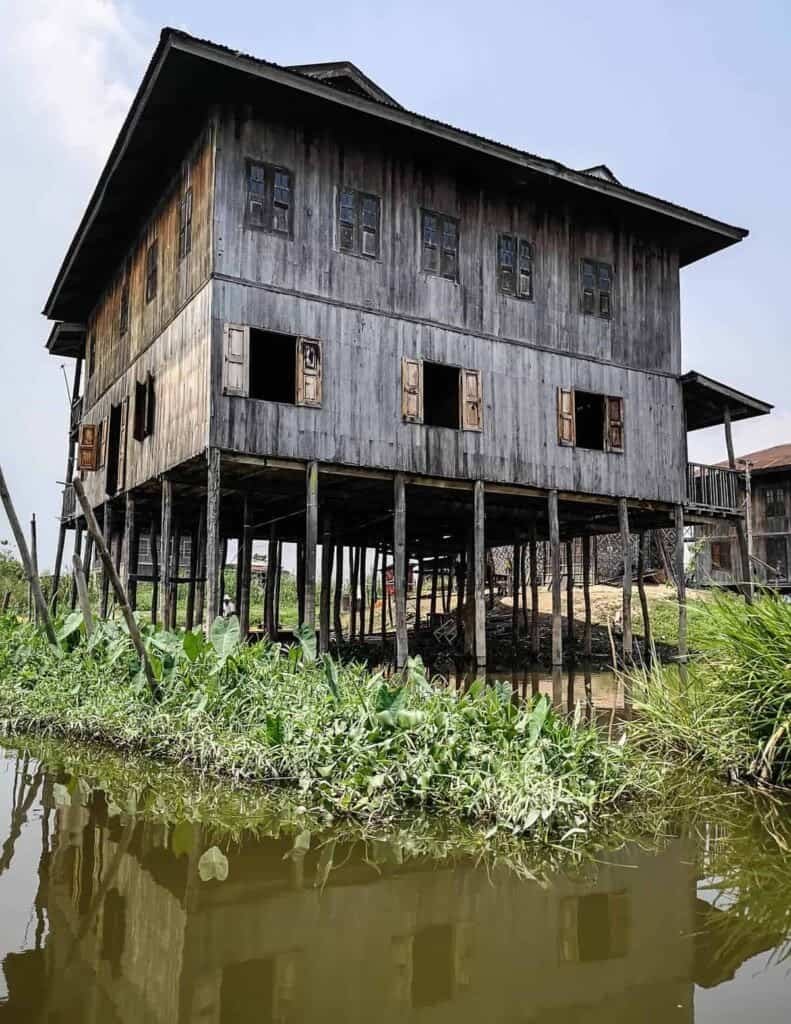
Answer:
(223, 323, 249, 397)
(296, 337, 322, 407)
(557, 388, 575, 446)
(461, 368, 483, 431)
(78, 424, 98, 472)
(401, 358, 423, 423)
(606, 396, 624, 452)
(117, 397, 129, 490)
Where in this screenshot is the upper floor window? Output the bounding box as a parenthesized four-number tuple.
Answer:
(133, 373, 156, 442)
(145, 240, 158, 303)
(337, 188, 380, 258)
(557, 387, 624, 452)
(222, 323, 322, 408)
(765, 486, 786, 519)
(178, 187, 193, 259)
(246, 161, 294, 236)
(421, 210, 458, 281)
(87, 333, 96, 377)
(497, 235, 534, 299)
(581, 259, 613, 318)
(119, 281, 129, 336)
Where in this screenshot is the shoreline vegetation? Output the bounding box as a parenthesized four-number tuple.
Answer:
(0, 591, 788, 852)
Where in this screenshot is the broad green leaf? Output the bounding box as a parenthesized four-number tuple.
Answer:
(375, 682, 406, 714)
(182, 630, 204, 662)
(527, 695, 550, 746)
(323, 656, 340, 701)
(376, 709, 397, 728)
(396, 709, 426, 729)
(171, 821, 195, 859)
(56, 610, 83, 644)
(293, 624, 317, 664)
(53, 783, 71, 808)
(198, 846, 229, 882)
(210, 615, 241, 661)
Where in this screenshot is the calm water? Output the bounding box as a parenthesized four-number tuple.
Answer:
(0, 738, 789, 1023)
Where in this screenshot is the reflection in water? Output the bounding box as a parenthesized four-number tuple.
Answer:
(0, 740, 788, 1023)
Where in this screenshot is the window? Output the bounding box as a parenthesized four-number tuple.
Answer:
(178, 187, 193, 259)
(145, 240, 158, 303)
(401, 359, 482, 431)
(765, 487, 786, 519)
(222, 323, 322, 408)
(119, 281, 129, 336)
(421, 210, 459, 280)
(766, 537, 788, 581)
(497, 234, 534, 298)
(337, 188, 380, 257)
(557, 388, 624, 452)
(581, 259, 613, 318)
(559, 892, 630, 962)
(710, 540, 732, 572)
(246, 161, 294, 235)
(105, 398, 129, 496)
(97, 418, 107, 470)
(133, 374, 155, 441)
(87, 333, 96, 377)
(77, 424, 98, 472)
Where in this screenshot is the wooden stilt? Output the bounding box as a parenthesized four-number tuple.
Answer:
(473, 480, 487, 673)
(618, 498, 633, 664)
(194, 510, 206, 628)
(319, 517, 332, 654)
(429, 551, 438, 624)
(349, 546, 360, 639)
(637, 530, 652, 663)
(511, 542, 520, 645)
(185, 525, 198, 631)
(520, 544, 528, 632)
(333, 543, 344, 641)
(265, 522, 277, 636)
(303, 461, 318, 630)
(171, 525, 183, 629)
(69, 522, 82, 613)
(565, 539, 574, 652)
(71, 553, 94, 636)
(549, 491, 562, 668)
(51, 358, 83, 615)
(122, 491, 136, 611)
(674, 504, 687, 665)
(455, 549, 466, 641)
(205, 449, 221, 627)
(486, 551, 495, 611)
(30, 515, 39, 622)
(274, 541, 283, 631)
(368, 545, 378, 636)
(238, 496, 252, 638)
(582, 534, 592, 659)
(51, 524, 67, 614)
(723, 406, 753, 603)
(393, 474, 408, 668)
(296, 540, 305, 625)
(381, 545, 388, 640)
(160, 478, 173, 628)
(414, 555, 424, 632)
(219, 537, 228, 612)
(358, 547, 367, 642)
(529, 525, 540, 659)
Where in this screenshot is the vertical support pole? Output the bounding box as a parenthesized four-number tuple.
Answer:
(520, 544, 528, 632)
(549, 491, 562, 668)
(319, 516, 332, 654)
(150, 516, 160, 626)
(160, 478, 173, 628)
(511, 542, 521, 645)
(219, 538, 228, 612)
(185, 524, 198, 631)
(414, 555, 424, 632)
(637, 530, 652, 662)
(303, 461, 318, 631)
(618, 499, 633, 664)
(69, 522, 82, 612)
(380, 545, 388, 640)
(72, 554, 94, 636)
(122, 491, 136, 611)
(333, 543, 344, 641)
(349, 548, 359, 638)
(358, 547, 367, 642)
(367, 545, 378, 636)
(674, 504, 687, 665)
(582, 534, 592, 660)
(51, 524, 67, 614)
(51, 356, 83, 614)
(455, 549, 466, 640)
(565, 539, 574, 652)
(195, 509, 206, 629)
(296, 540, 305, 625)
(238, 496, 252, 638)
(393, 474, 408, 668)
(529, 524, 540, 660)
(274, 541, 283, 630)
(171, 525, 183, 629)
(429, 551, 438, 623)
(30, 515, 38, 621)
(724, 406, 752, 604)
(473, 480, 486, 673)
(205, 448, 221, 627)
(82, 533, 94, 589)
(265, 522, 277, 636)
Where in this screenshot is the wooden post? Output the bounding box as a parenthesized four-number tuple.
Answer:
(637, 530, 652, 662)
(83, 532, 94, 587)
(265, 522, 277, 636)
(549, 491, 562, 668)
(358, 547, 367, 642)
(380, 544, 388, 639)
(238, 497, 252, 638)
(195, 510, 206, 628)
(171, 528, 182, 628)
(333, 543, 344, 641)
(150, 517, 160, 626)
(393, 474, 408, 668)
(99, 506, 112, 618)
(565, 539, 574, 652)
(455, 549, 466, 640)
(674, 504, 688, 664)
(367, 545, 378, 636)
(160, 478, 173, 628)
(51, 357, 83, 614)
(51, 525, 67, 614)
(529, 525, 540, 659)
(68, 522, 82, 613)
(582, 534, 592, 659)
(511, 542, 521, 645)
(348, 547, 359, 638)
(473, 480, 486, 673)
(219, 537, 228, 612)
(71, 478, 156, 693)
(618, 499, 633, 664)
(71, 553, 94, 636)
(122, 491, 136, 611)
(274, 541, 283, 630)
(0, 466, 57, 644)
(429, 551, 438, 624)
(30, 515, 39, 621)
(296, 540, 305, 624)
(319, 517, 332, 653)
(414, 555, 424, 631)
(303, 461, 318, 631)
(205, 448, 221, 627)
(520, 544, 528, 632)
(723, 406, 753, 604)
(185, 526, 198, 631)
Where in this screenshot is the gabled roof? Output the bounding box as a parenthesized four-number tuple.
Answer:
(717, 443, 791, 474)
(578, 164, 622, 185)
(681, 371, 773, 431)
(43, 27, 750, 324)
(287, 61, 401, 108)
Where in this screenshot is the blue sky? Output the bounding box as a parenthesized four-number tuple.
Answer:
(0, 0, 788, 566)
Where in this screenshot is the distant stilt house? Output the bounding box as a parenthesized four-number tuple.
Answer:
(44, 29, 773, 666)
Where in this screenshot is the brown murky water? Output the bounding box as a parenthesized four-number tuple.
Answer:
(0, 738, 788, 1023)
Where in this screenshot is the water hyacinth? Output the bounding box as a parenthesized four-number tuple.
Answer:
(0, 611, 649, 845)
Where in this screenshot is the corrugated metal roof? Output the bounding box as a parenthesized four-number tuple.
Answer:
(717, 443, 791, 473)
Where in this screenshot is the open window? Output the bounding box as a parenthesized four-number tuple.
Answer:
(402, 359, 482, 431)
(560, 892, 630, 962)
(105, 398, 129, 496)
(710, 540, 732, 572)
(133, 374, 155, 442)
(557, 388, 624, 452)
(223, 324, 322, 408)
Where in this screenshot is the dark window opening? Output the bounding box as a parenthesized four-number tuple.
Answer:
(498, 234, 534, 298)
(145, 240, 158, 303)
(710, 540, 732, 572)
(581, 259, 612, 318)
(765, 487, 785, 519)
(119, 282, 129, 336)
(87, 333, 96, 377)
(766, 537, 788, 580)
(106, 403, 122, 495)
(337, 188, 380, 257)
(220, 958, 275, 1024)
(560, 893, 630, 962)
(412, 924, 455, 1008)
(423, 361, 460, 428)
(178, 187, 193, 259)
(246, 161, 294, 235)
(574, 391, 606, 450)
(422, 210, 459, 280)
(250, 330, 297, 403)
(133, 374, 155, 442)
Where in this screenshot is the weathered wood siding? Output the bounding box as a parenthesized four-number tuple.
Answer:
(83, 123, 214, 411)
(211, 281, 686, 502)
(212, 109, 681, 376)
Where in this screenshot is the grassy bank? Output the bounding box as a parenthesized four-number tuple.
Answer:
(632, 592, 791, 787)
(0, 611, 653, 846)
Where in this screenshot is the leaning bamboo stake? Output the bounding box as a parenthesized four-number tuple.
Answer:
(71, 553, 94, 636)
(637, 531, 652, 663)
(0, 466, 57, 645)
(71, 477, 157, 695)
(30, 514, 39, 623)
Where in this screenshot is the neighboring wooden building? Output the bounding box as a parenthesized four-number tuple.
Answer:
(693, 444, 791, 593)
(45, 28, 772, 665)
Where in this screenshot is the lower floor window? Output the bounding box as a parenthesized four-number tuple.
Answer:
(766, 537, 788, 580)
(710, 540, 732, 572)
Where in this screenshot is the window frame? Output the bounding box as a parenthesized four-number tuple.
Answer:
(178, 186, 193, 260)
(710, 540, 732, 572)
(497, 234, 534, 299)
(580, 258, 613, 319)
(119, 280, 130, 336)
(336, 187, 381, 259)
(244, 159, 295, 238)
(764, 486, 786, 519)
(401, 357, 482, 432)
(145, 240, 158, 304)
(557, 386, 625, 453)
(421, 209, 459, 282)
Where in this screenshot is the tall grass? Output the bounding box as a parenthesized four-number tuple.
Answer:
(632, 592, 791, 786)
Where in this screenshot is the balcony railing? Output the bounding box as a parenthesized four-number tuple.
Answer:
(686, 463, 740, 513)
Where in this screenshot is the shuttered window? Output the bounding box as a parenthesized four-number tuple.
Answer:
(133, 374, 156, 442)
(606, 396, 624, 452)
(421, 210, 459, 280)
(246, 161, 294, 236)
(581, 259, 613, 318)
(78, 424, 98, 472)
(337, 188, 381, 258)
(557, 388, 575, 446)
(710, 541, 732, 572)
(145, 240, 158, 303)
(765, 487, 786, 518)
(222, 323, 250, 397)
(178, 187, 193, 259)
(497, 235, 534, 299)
(97, 418, 107, 470)
(402, 359, 482, 431)
(557, 388, 625, 452)
(296, 338, 322, 407)
(401, 358, 423, 423)
(461, 369, 483, 431)
(223, 324, 324, 408)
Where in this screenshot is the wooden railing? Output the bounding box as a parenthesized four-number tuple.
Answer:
(686, 463, 740, 512)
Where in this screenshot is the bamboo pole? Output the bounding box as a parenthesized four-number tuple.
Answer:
(511, 542, 520, 644)
(548, 491, 562, 667)
(0, 467, 56, 644)
(618, 499, 633, 664)
(333, 543, 344, 641)
(520, 544, 528, 632)
(100, 505, 112, 618)
(473, 480, 486, 672)
(319, 518, 332, 654)
(238, 498, 252, 637)
(380, 544, 388, 640)
(582, 534, 592, 659)
(71, 553, 94, 636)
(367, 545, 378, 636)
(529, 525, 540, 659)
(637, 530, 652, 663)
(68, 522, 82, 613)
(303, 461, 318, 630)
(71, 477, 157, 693)
(358, 547, 367, 642)
(565, 539, 574, 651)
(30, 514, 39, 623)
(393, 474, 408, 668)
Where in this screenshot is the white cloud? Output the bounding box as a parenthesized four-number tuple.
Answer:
(1, 0, 149, 167)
